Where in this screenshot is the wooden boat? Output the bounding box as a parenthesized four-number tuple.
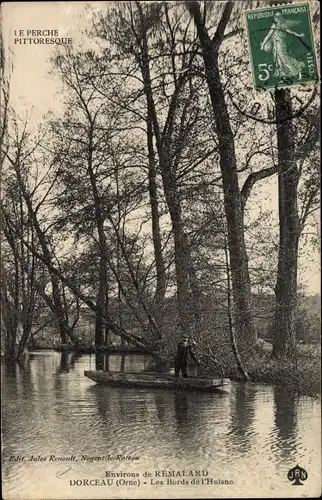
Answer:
(84, 370, 230, 392)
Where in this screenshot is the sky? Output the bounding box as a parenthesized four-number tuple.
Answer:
(2, 1, 320, 295)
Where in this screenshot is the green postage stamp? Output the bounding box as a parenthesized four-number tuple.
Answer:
(245, 3, 318, 89)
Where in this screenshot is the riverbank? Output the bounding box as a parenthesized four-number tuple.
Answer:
(52, 345, 147, 355)
(224, 352, 321, 397)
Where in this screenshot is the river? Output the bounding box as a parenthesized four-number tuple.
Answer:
(1, 351, 321, 499)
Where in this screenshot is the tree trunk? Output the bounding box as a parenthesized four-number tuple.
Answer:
(189, 4, 257, 353)
(1, 278, 18, 360)
(187, 249, 202, 334)
(95, 255, 107, 347)
(12, 166, 74, 344)
(224, 241, 249, 381)
(49, 273, 68, 343)
(1, 225, 24, 360)
(273, 90, 300, 357)
(137, 10, 192, 336)
(105, 285, 110, 344)
(115, 163, 124, 346)
(87, 152, 108, 347)
(146, 117, 166, 327)
(171, 212, 192, 335)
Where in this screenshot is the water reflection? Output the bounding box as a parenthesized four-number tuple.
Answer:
(1, 352, 321, 500)
(120, 352, 126, 372)
(58, 352, 81, 373)
(173, 391, 193, 449)
(96, 353, 151, 373)
(272, 385, 299, 462)
(3, 361, 19, 377)
(154, 392, 167, 424)
(174, 391, 189, 428)
(95, 352, 106, 371)
(274, 386, 298, 438)
(228, 384, 256, 453)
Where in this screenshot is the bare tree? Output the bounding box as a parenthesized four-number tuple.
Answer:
(2, 115, 79, 346)
(187, 1, 257, 353)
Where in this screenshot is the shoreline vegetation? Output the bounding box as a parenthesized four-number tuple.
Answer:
(28, 341, 321, 397)
(225, 353, 321, 397)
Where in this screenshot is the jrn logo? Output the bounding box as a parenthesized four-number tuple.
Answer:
(287, 464, 308, 485)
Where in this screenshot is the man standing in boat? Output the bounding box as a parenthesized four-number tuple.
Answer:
(174, 334, 199, 378)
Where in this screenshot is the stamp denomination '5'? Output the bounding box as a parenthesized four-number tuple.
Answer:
(245, 3, 318, 89)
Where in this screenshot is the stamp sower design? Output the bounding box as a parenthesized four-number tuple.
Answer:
(245, 3, 318, 89)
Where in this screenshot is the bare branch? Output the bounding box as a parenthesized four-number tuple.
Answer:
(241, 164, 278, 209)
(212, 1, 234, 51)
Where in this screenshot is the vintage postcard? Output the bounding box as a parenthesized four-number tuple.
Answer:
(1, 1, 321, 499)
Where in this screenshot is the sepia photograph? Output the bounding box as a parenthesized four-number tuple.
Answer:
(1, 1, 321, 498)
